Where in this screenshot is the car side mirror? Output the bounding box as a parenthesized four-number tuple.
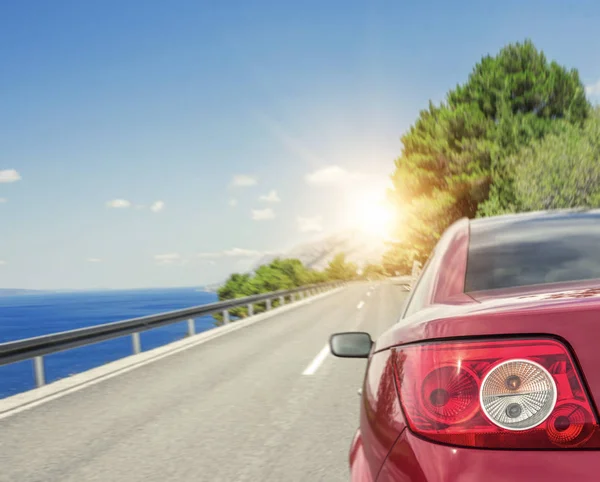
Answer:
(329, 332, 373, 358)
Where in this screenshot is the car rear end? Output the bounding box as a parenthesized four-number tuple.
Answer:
(349, 211, 600, 481)
(353, 297, 600, 481)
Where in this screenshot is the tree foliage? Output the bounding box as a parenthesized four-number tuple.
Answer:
(386, 40, 590, 263)
(325, 253, 358, 281)
(214, 258, 329, 325)
(360, 263, 387, 280)
(381, 241, 415, 275)
(512, 108, 600, 210)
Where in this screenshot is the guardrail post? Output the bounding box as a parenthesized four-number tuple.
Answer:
(132, 332, 141, 354)
(187, 318, 195, 337)
(247, 303, 254, 317)
(223, 309, 230, 324)
(279, 295, 285, 306)
(33, 356, 45, 387)
(266, 299, 272, 310)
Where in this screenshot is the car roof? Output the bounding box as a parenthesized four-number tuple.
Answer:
(469, 208, 600, 230)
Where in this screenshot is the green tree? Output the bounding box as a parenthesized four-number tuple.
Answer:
(381, 242, 414, 276)
(512, 108, 600, 210)
(213, 258, 329, 325)
(361, 263, 386, 280)
(268, 258, 318, 287)
(386, 40, 589, 263)
(215, 273, 254, 323)
(217, 273, 252, 299)
(325, 253, 357, 281)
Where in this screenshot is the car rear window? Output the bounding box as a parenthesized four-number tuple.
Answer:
(465, 211, 600, 292)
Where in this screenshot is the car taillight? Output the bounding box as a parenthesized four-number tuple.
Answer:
(393, 338, 600, 449)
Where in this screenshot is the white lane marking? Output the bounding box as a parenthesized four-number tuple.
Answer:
(357, 301, 365, 309)
(302, 344, 330, 375)
(366, 292, 371, 297)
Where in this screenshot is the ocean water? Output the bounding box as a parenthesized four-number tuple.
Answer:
(0, 287, 218, 399)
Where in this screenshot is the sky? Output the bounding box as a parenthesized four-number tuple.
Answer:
(2, 0, 600, 290)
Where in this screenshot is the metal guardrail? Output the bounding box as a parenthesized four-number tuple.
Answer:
(387, 275, 414, 291)
(0, 281, 345, 389)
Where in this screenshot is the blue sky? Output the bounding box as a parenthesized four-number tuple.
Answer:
(2, 0, 600, 290)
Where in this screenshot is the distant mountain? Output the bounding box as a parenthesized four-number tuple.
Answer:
(205, 229, 387, 290)
(253, 229, 386, 271)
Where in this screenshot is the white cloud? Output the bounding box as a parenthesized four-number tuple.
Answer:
(223, 247, 262, 257)
(0, 198, 6, 203)
(297, 215, 324, 233)
(586, 79, 600, 97)
(259, 190, 281, 203)
(251, 208, 275, 220)
(106, 199, 131, 208)
(154, 253, 180, 261)
(150, 200, 165, 213)
(231, 174, 258, 187)
(154, 253, 182, 265)
(0, 260, 5, 265)
(305, 165, 363, 185)
(87, 258, 102, 263)
(134, 205, 145, 210)
(196, 247, 264, 259)
(0, 169, 21, 183)
(229, 198, 238, 207)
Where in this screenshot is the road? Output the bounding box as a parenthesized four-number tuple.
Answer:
(0, 282, 408, 482)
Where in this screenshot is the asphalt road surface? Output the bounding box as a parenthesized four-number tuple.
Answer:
(0, 282, 408, 482)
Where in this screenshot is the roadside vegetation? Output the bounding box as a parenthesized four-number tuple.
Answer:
(213, 255, 368, 324)
(383, 40, 598, 274)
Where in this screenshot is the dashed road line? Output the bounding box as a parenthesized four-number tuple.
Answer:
(302, 345, 330, 375)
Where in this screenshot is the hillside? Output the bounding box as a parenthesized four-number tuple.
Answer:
(253, 229, 386, 271)
(202, 230, 387, 292)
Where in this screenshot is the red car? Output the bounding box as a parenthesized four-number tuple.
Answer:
(330, 210, 600, 481)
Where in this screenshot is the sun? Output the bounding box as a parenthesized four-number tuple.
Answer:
(349, 191, 396, 240)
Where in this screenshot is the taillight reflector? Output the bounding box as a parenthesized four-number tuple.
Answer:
(394, 338, 600, 449)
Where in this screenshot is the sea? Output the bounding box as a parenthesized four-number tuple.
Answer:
(0, 287, 218, 400)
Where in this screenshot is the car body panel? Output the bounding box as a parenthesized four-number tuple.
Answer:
(349, 430, 373, 482)
(351, 350, 406, 480)
(429, 218, 470, 304)
(377, 429, 600, 482)
(375, 282, 600, 410)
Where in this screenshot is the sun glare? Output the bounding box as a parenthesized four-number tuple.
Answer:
(350, 191, 396, 240)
